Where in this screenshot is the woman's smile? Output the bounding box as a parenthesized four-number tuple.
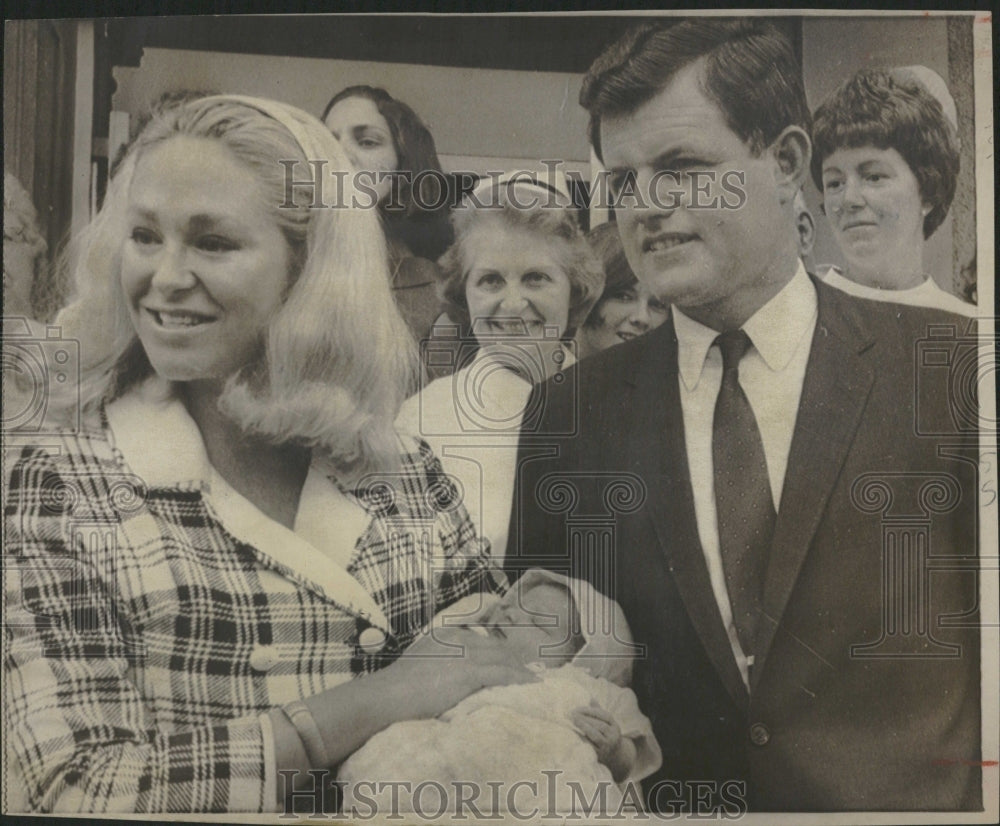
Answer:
(463, 222, 573, 341)
(121, 135, 291, 383)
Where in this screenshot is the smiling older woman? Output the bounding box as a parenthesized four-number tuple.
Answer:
(3, 95, 533, 814)
(395, 174, 604, 564)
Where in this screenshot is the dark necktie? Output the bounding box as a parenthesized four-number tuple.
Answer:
(712, 330, 775, 660)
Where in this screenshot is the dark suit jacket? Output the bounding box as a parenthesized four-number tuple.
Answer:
(506, 279, 981, 812)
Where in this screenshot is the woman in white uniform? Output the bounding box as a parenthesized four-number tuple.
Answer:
(810, 66, 976, 316)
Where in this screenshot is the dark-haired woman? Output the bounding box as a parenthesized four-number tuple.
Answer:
(324, 86, 455, 345)
(811, 66, 975, 315)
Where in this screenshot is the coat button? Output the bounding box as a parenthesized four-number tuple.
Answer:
(249, 644, 280, 672)
(749, 722, 770, 746)
(359, 627, 387, 653)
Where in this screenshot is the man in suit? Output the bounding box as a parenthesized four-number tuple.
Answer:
(506, 19, 981, 812)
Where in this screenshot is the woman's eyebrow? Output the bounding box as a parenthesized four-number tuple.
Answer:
(354, 124, 388, 137)
(125, 206, 159, 222)
(187, 214, 240, 233)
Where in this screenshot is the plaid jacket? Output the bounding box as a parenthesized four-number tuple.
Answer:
(3, 381, 501, 812)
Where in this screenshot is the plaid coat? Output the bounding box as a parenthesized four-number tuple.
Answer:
(3, 381, 502, 812)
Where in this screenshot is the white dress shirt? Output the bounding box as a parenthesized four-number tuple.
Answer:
(673, 263, 818, 687)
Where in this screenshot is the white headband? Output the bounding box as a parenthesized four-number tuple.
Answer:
(468, 169, 574, 209)
(197, 94, 335, 170)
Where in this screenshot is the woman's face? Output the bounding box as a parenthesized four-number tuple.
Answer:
(820, 145, 928, 282)
(463, 221, 573, 343)
(324, 96, 399, 204)
(121, 135, 292, 384)
(583, 279, 669, 353)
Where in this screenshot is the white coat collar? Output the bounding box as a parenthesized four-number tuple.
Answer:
(105, 377, 390, 630)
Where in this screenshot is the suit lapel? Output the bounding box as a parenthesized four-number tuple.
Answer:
(751, 281, 876, 687)
(629, 319, 749, 707)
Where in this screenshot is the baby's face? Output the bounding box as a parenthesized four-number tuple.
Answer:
(485, 583, 580, 667)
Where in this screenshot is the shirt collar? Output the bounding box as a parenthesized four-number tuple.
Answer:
(105, 376, 210, 488)
(743, 261, 817, 372)
(673, 304, 721, 392)
(673, 261, 816, 390)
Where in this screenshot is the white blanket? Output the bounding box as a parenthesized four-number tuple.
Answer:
(338, 664, 660, 817)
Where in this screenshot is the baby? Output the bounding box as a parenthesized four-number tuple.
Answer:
(338, 570, 661, 816)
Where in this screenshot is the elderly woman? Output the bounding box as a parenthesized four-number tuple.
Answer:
(576, 222, 669, 360)
(323, 86, 453, 345)
(810, 66, 975, 315)
(396, 174, 604, 564)
(3, 96, 533, 814)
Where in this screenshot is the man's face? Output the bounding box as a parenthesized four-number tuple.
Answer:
(600, 60, 794, 331)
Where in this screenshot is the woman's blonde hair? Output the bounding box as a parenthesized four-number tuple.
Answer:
(53, 95, 420, 478)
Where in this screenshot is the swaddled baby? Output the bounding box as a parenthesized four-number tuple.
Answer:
(338, 570, 662, 816)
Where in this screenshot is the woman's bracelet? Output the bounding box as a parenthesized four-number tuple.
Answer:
(282, 700, 331, 769)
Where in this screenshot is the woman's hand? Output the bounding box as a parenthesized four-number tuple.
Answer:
(272, 625, 537, 806)
(378, 626, 539, 720)
(571, 700, 637, 783)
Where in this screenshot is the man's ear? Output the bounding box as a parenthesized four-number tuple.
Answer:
(770, 126, 811, 204)
(796, 203, 816, 258)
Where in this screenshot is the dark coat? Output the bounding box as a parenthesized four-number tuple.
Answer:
(506, 279, 981, 812)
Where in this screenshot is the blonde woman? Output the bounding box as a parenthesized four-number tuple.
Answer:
(4, 95, 531, 814)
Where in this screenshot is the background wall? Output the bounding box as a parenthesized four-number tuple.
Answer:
(112, 50, 591, 175)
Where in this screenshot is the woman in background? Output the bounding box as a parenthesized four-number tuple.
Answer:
(396, 173, 603, 564)
(3, 172, 54, 436)
(3, 172, 49, 326)
(4, 95, 530, 814)
(575, 222, 669, 360)
(323, 85, 454, 345)
(810, 66, 975, 316)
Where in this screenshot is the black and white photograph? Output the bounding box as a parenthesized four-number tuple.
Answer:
(2, 7, 997, 822)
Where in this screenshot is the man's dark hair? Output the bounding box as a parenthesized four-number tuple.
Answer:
(810, 68, 959, 239)
(580, 19, 811, 162)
